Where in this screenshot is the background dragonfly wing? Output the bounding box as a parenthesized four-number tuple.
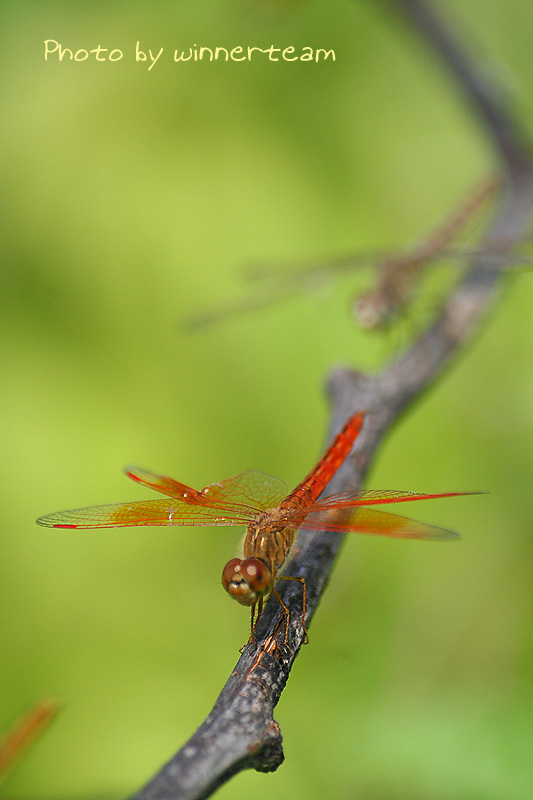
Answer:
(185, 251, 390, 331)
(200, 470, 288, 513)
(36, 499, 252, 529)
(300, 507, 460, 540)
(308, 489, 481, 511)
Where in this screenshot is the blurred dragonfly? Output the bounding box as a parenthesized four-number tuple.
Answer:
(37, 412, 480, 644)
(185, 175, 533, 333)
(0, 698, 59, 782)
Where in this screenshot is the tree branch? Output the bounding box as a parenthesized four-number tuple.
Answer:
(386, 0, 531, 175)
(129, 2, 533, 798)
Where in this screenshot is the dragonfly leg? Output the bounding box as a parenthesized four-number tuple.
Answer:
(245, 597, 264, 648)
(240, 602, 259, 654)
(271, 587, 291, 646)
(249, 603, 257, 642)
(277, 576, 308, 644)
(253, 596, 264, 636)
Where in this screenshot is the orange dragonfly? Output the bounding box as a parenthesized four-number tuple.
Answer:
(37, 412, 476, 642)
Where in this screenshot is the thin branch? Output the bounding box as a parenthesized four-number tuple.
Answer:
(129, 2, 533, 798)
(386, 0, 531, 175)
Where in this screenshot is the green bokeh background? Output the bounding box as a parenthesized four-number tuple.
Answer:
(2, 1, 533, 798)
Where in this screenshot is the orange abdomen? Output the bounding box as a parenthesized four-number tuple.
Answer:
(282, 412, 365, 511)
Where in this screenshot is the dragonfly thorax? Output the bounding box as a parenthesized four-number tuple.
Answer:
(243, 510, 298, 570)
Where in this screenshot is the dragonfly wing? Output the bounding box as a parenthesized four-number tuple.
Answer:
(245, 249, 386, 284)
(185, 251, 385, 331)
(124, 468, 287, 517)
(308, 489, 482, 511)
(200, 470, 288, 513)
(125, 466, 207, 503)
(184, 283, 304, 332)
(300, 507, 460, 540)
(36, 499, 251, 529)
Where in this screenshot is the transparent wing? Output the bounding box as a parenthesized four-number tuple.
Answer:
(308, 489, 481, 511)
(184, 250, 406, 332)
(36, 499, 251, 530)
(125, 468, 288, 516)
(184, 244, 533, 332)
(125, 467, 209, 503)
(200, 470, 288, 513)
(300, 507, 460, 541)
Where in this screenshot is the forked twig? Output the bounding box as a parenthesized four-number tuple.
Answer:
(130, 2, 533, 798)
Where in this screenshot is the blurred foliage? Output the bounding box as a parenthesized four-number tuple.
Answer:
(1, 1, 533, 798)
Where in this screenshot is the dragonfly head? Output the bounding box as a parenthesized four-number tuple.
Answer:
(221, 558, 272, 607)
(354, 291, 390, 330)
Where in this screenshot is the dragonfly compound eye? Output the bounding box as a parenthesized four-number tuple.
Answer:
(221, 558, 259, 606)
(241, 558, 271, 594)
(221, 558, 242, 592)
